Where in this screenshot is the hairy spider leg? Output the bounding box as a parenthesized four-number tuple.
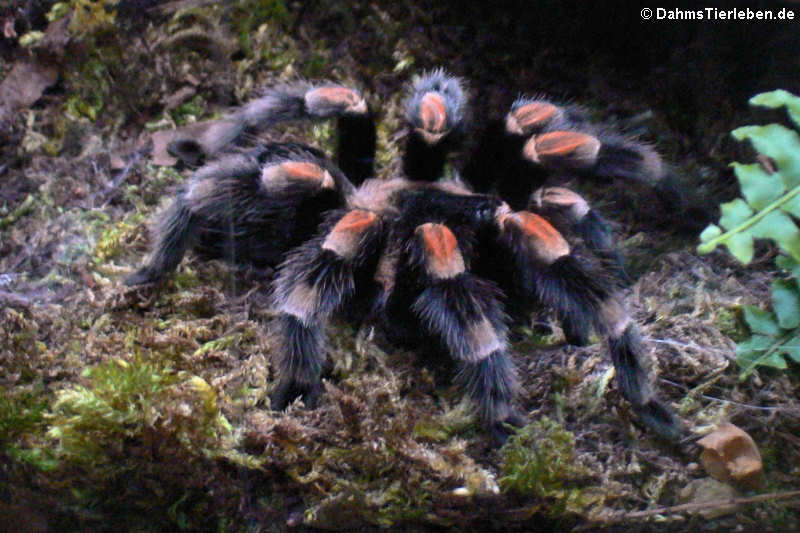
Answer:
(125, 196, 197, 286)
(466, 94, 685, 213)
(529, 186, 628, 282)
(270, 209, 383, 409)
(126, 150, 346, 285)
(522, 126, 686, 211)
(166, 82, 375, 185)
(496, 208, 681, 440)
(402, 70, 468, 182)
(388, 222, 522, 444)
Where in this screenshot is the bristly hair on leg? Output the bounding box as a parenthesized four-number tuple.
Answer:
(270, 209, 383, 410)
(125, 196, 196, 286)
(166, 81, 372, 168)
(402, 70, 469, 181)
(607, 321, 681, 441)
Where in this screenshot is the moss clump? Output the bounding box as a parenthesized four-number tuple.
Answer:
(0, 387, 47, 445)
(715, 305, 749, 342)
(229, 0, 292, 57)
(46, 357, 232, 468)
(499, 418, 601, 517)
(0, 386, 59, 472)
(92, 212, 146, 263)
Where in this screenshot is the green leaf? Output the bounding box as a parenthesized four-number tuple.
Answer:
(781, 192, 800, 218)
(698, 225, 722, 254)
(723, 232, 754, 264)
(779, 334, 800, 363)
(776, 254, 800, 282)
(750, 210, 800, 262)
(743, 306, 780, 336)
(736, 334, 779, 370)
(737, 335, 788, 377)
(732, 162, 784, 210)
(758, 352, 789, 369)
(771, 280, 800, 329)
(718, 198, 754, 230)
(750, 89, 800, 128)
(732, 124, 800, 188)
(699, 224, 722, 244)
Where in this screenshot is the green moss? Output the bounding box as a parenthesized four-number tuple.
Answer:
(65, 58, 111, 122)
(230, 0, 292, 57)
(0, 385, 59, 471)
(92, 212, 146, 263)
(192, 329, 257, 359)
(305, 442, 435, 528)
(67, 0, 119, 35)
(715, 305, 749, 342)
(411, 417, 450, 443)
(170, 95, 207, 126)
(0, 386, 48, 445)
(46, 357, 232, 468)
(499, 418, 596, 516)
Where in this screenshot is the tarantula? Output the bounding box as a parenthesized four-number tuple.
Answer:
(126, 69, 682, 443)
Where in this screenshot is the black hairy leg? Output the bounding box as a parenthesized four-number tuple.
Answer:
(126, 80, 375, 287)
(402, 70, 467, 182)
(167, 82, 374, 174)
(270, 209, 383, 410)
(125, 197, 196, 286)
(387, 222, 523, 444)
(529, 186, 628, 282)
(126, 150, 347, 285)
(495, 206, 680, 440)
(465, 96, 686, 214)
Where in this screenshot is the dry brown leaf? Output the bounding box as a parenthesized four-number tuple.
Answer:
(0, 61, 58, 121)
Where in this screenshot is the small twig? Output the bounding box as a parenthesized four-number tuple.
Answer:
(603, 490, 800, 523)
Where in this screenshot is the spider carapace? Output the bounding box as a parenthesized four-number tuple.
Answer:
(126, 69, 682, 444)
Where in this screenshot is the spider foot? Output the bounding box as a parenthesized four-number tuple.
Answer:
(405, 69, 466, 142)
(124, 267, 163, 286)
(270, 379, 323, 411)
(506, 99, 566, 136)
(167, 138, 206, 167)
(633, 399, 682, 442)
(490, 410, 527, 447)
